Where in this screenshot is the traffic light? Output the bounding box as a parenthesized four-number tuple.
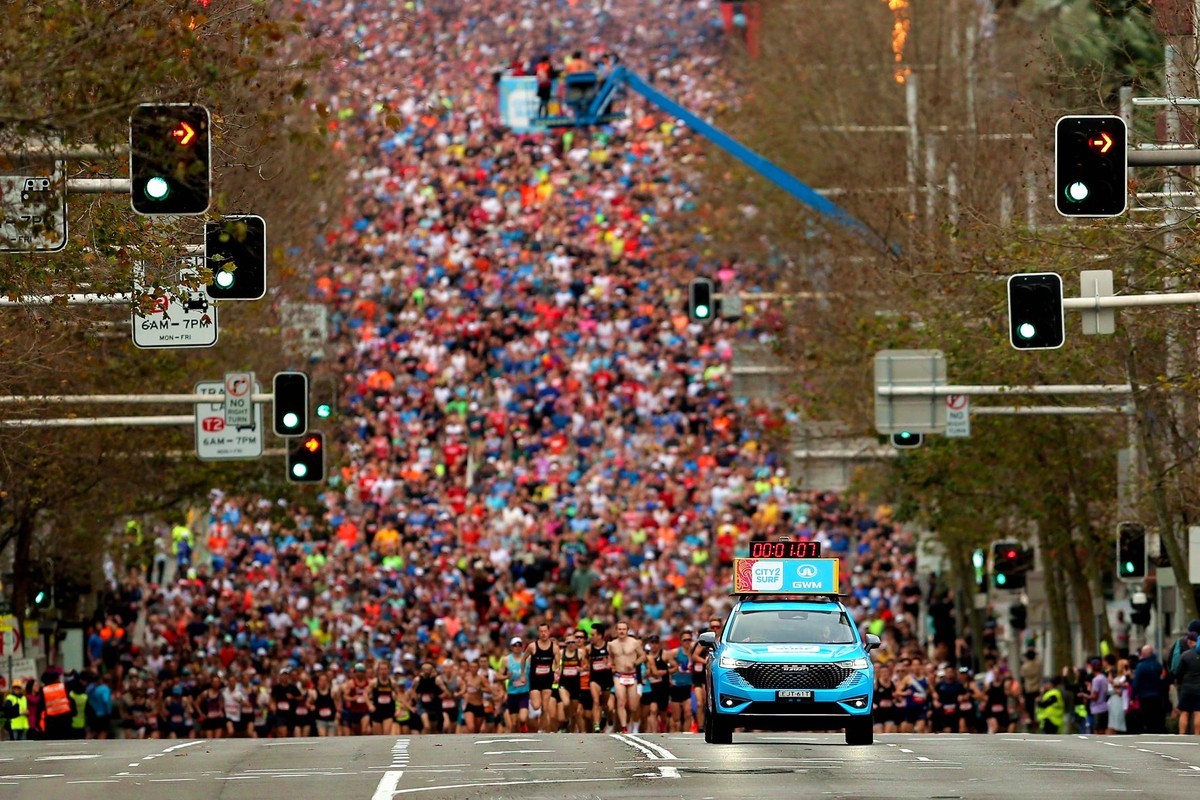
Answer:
(1055, 115, 1127, 218)
(287, 433, 325, 483)
(891, 431, 922, 448)
(314, 376, 337, 420)
(1130, 591, 1151, 627)
(205, 215, 267, 300)
(130, 103, 211, 215)
(273, 371, 309, 437)
(1009, 603, 1027, 632)
(1007, 272, 1064, 350)
(1117, 521, 1147, 581)
(972, 548, 987, 593)
(688, 277, 714, 322)
(992, 541, 1026, 590)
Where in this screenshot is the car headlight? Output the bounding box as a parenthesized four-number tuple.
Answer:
(836, 657, 870, 670)
(718, 655, 754, 669)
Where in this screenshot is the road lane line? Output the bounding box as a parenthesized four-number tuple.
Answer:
(150, 778, 196, 783)
(611, 733, 660, 760)
(481, 750, 554, 756)
(473, 738, 541, 744)
(372, 771, 405, 800)
(899, 748, 913, 753)
(392, 778, 626, 795)
(36, 755, 100, 762)
(161, 741, 202, 754)
(68, 780, 119, 784)
(915, 756, 931, 762)
(623, 733, 679, 760)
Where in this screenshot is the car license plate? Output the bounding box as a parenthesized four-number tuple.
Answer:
(777, 690, 813, 700)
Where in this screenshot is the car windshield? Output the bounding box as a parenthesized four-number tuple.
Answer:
(726, 608, 857, 645)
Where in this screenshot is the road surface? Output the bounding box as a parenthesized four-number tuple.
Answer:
(0, 733, 1195, 798)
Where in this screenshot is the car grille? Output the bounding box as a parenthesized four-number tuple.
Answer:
(734, 663, 854, 690)
(742, 701, 850, 716)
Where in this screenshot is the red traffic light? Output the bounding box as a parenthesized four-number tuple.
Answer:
(303, 436, 321, 453)
(1006, 549, 1017, 559)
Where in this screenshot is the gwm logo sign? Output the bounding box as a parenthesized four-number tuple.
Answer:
(797, 564, 818, 579)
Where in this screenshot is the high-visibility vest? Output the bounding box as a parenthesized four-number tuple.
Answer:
(43, 682, 71, 717)
(1036, 687, 1065, 730)
(8, 695, 28, 730)
(69, 691, 88, 729)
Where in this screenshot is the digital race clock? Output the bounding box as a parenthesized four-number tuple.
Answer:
(748, 540, 822, 559)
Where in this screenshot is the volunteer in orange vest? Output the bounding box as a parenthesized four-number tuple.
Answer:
(39, 672, 75, 740)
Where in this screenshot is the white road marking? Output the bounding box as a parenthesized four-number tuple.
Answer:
(1138, 741, 1200, 746)
(1102, 741, 1125, 747)
(68, 780, 119, 785)
(899, 748, 913, 753)
(611, 733, 660, 761)
(161, 741, 203, 754)
(473, 738, 541, 744)
(392, 777, 626, 794)
(371, 738, 409, 800)
(915, 756, 931, 762)
(246, 767, 346, 772)
(1028, 767, 1094, 772)
(488, 767, 585, 771)
(149, 778, 196, 783)
(482, 750, 554, 756)
(36, 755, 101, 761)
(1, 774, 66, 779)
(127, 763, 140, 767)
(658, 766, 681, 779)
(623, 733, 678, 760)
(262, 741, 313, 747)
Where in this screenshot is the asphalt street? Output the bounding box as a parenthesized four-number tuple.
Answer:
(0, 733, 1196, 799)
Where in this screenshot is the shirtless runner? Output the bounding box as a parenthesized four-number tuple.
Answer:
(609, 620, 645, 733)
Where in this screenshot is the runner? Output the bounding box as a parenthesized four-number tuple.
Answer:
(692, 619, 721, 733)
(523, 623, 560, 733)
(342, 662, 373, 736)
(587, 625, 614, 733)
(642, 636, 669, 733)
(557, 630, 590, 732)
(609, 621, 645, 734)
(314, 672, 339, 737)
(413, 661, 450, 734)
(462, 658, 489, 734)
(499, 637, 531, 733)
(666, 630, 695, 733)
(371, 663, 398, 735)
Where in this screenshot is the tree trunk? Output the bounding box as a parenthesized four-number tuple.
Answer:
(1037, 517, 1073, 674)
(11, 511, 34, 650)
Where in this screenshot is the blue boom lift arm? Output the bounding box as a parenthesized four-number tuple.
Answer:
(537, 65, 897, 256)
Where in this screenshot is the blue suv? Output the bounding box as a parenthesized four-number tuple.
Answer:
(699, 596, 879, 745)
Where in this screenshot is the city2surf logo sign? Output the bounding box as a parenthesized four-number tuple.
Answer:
(732, 558, 840, 594)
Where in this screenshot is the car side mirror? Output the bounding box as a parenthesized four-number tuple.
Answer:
(865, 634, 881, 651)
(697, 631, 717, 649)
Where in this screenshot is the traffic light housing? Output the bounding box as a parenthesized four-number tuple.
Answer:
(1007, 272, 1064, 350)
(273, 371, 308, 437)
(1117, 521, 1147, 582)
(1055, 115, 1127, 218)
(205, 215, 267, 300)
(688, 277, 714, 322)
(1009, 603, 1027, 632)
(992, 541, 1027, 590)
(891, 431, 922, 449)
(287, 433, 325, 483)
(1130, 591, 1151, 627)
(130, 103, 211, 215)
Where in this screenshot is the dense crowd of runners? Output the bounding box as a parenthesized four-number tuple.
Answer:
(6, 0, 1194, 742)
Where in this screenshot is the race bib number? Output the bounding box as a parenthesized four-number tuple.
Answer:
(319, 708, 332, 718)
(277, 701, 289, 711)
(562, 667, 579, 677)
(592, 660, 609, 671)
(421, 694, 433, 703)
(959, 701, 972, 711)
(991, 704, 1005, 713)
(441, 699, 455, 709)
(295, 707, 308, 717)
(617, 674, 638, 687)
(378, 695, 392, 704)
(535, 666, 551, 675)
(880, 699, 892, 708)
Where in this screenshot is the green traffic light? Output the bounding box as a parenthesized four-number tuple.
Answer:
(316, 403, 332, 419)
(1122, 561, 1135, 575)
(291, 462, 308, 479)
(1017, 322, 1037, 340)
(695, 305, 710, 319)
(1065, 181, 1089, 202)
(144, 176, 170, 200)
(996, 574, 1007, 586)
(34, 591, 46, 605)
(282, 411, 300, 430)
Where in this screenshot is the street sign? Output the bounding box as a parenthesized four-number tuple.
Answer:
(223, 371, 254, 429)
(195, 380, 263, 460)
(132, 258, 219, 349)
(1080, 269, 1116, 335)
(281, 301, 328, 361)
(874, 349, 948, 435)
(0, 158, 67, 252)
(946, 394, 970, 438)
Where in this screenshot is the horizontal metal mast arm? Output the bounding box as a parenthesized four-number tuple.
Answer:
(877, 384, 1132, 396)
(0, 393, 275, 404)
